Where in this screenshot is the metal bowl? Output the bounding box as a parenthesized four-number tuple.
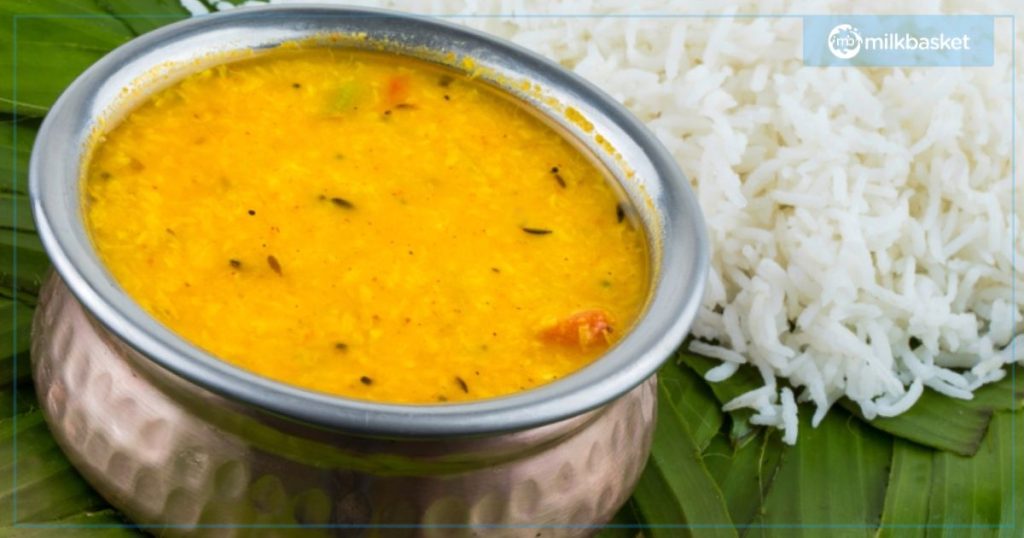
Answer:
(29, 5, 708, 535)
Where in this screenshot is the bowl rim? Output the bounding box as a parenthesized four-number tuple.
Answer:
(30, 3, 708, 437)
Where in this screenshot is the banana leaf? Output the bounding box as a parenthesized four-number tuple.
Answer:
(676, 351, 764, 447)
(1, 117, 39, 196)
(0, 230, 50, 297)
(0, 193, 34, 233)
(0, 410, 109, 525)
(92, 0, 191, 35)
(702, 430, 784, 529)
(0, 0, 189, 117)
(877, 409, 1023, 538)
(748, 409, 892, 537)
(839, 367, 1022, 457)
(0, 384, 37, 416)
(0, 299, 34, 387)
(632, 371, 737, 538)
(2, 116, 51, 300)
(660, 362, 723, 451)
(683, 346, 1018, 457)
(925, 410, 1022, 538)
(876, 439, 932, 538)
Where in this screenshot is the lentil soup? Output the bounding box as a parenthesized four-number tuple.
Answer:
(84, 48, 649, 404)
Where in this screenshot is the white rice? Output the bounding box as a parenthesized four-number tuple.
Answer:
(187, 0, 1024, 443)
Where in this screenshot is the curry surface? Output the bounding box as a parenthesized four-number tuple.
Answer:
(85, 49, 648, 403)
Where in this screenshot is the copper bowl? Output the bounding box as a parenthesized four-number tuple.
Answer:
(29, 5, 708, 536)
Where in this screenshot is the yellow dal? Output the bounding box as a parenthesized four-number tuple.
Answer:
(84, 49, 649, 403)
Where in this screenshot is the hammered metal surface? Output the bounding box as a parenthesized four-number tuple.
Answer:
(32, 274, 657, 537)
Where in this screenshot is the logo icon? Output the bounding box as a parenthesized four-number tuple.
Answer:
(827, 24, 862, 59)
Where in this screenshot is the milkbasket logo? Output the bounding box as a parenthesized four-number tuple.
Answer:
(828, 24, 862, 59)
(804, 16, 994, 67)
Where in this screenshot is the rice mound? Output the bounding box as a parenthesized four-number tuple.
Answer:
(191, 0, 1024, 443)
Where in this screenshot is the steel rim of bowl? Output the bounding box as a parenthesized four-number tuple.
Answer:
(30, 4, 709, 437)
